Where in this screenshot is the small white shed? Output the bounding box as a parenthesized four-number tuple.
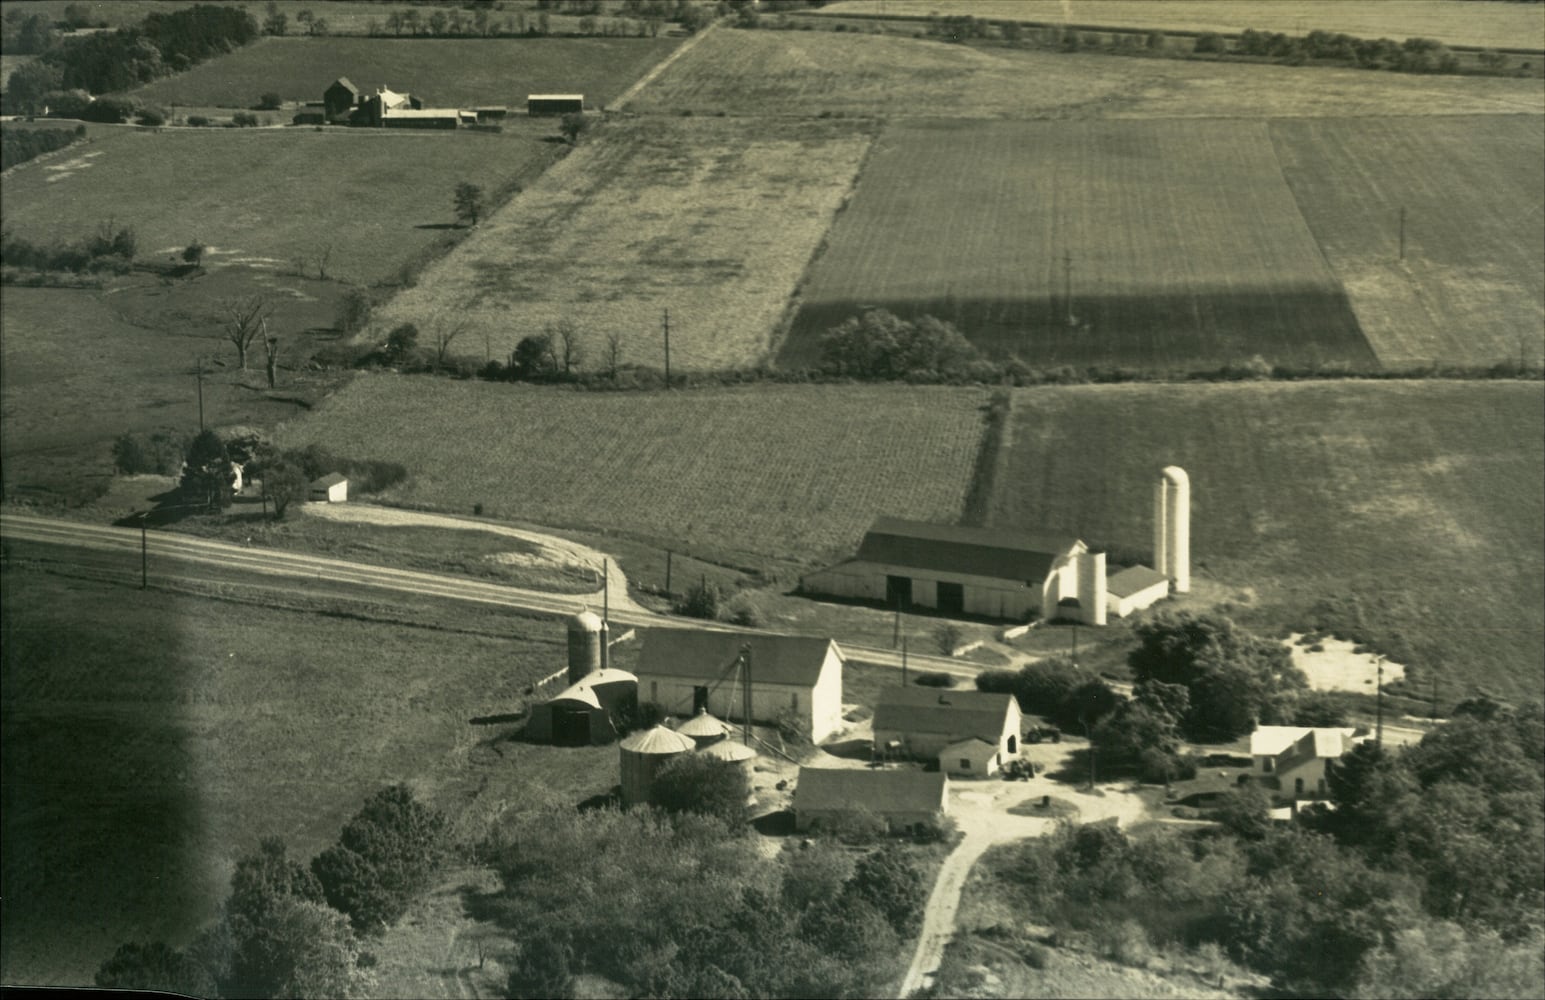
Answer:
(309, 473, 348, 503)
(939, 737, 1000, 778)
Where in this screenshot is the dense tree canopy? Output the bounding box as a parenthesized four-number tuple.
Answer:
(819, 309, 980, 379)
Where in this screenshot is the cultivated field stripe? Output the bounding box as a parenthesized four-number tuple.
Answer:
(609, 21, 720, 111)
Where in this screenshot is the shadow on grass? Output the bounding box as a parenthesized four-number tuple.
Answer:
(752, 809, 795, 837)
(414, 223, 463, 231)
(578, 788, 620, 812)
(470, 713, 526, 726)
(791, 589, 1027, 627)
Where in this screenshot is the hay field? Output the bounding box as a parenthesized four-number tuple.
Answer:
(1271, 115, 1545, 368)
(277, 377, 988, 561)
(131, 35, 679, 108)
(0, 125, 556, 286)
(371, 117, 875, 370)
(779, 118, 1372, 372)
(985, 380, 1545, 703)
(815, 0, 1545, 51)
(630, 28, 1545, 119)
(0, 571, 578, 986)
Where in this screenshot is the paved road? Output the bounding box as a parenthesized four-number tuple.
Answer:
(0, 512, 975, 676)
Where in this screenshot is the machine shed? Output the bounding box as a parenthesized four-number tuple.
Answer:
(525, 668, 637, 746)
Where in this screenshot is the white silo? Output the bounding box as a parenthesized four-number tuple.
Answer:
(566, 610, 606, 685)
(618, 724, 695, 806)
(1154, 466, 1190, 593)
(1075, 550, 1108, 626)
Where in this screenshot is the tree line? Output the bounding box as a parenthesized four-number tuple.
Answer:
(0, 123, 84, 170)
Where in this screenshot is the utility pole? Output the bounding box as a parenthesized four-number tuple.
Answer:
(664, 549, 673, 596)
(741, 644, 753, 746)
(139, 511, 148, 589)
(901, 635, 908, 687)
(196, 358, 205, 431)
(892, 599, 902, 648)
(1430, 670, 1440, 721)
(662, 308, 672, 389)
(1062, 249, 1076, 327)
(1071, 623, 1078, 666)
(602, 559, 609, 631)
(1398, 205, 1406, 261)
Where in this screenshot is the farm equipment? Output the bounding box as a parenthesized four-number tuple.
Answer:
(1024, 725, 1061, 744)
(1001, 758, 1035, 781)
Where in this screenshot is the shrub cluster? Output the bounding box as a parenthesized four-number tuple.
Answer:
(112, 430, 190, 476)
(977, 656, 1121, 733)
(1, 220, 137, 277)
(38, 5, 260, 96)
(0, 123, 85, 170)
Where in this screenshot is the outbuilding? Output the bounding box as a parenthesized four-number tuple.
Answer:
(308, 473, 348, 503)
(873, 686, 1022, 766)
(1105, 565, 1171, 618)
(793, 767, 948, 833)
(527, 94, 584, 115)
(939, 737, 1001, 778)
(619, 724, 695, 806)
(636, 629, 845, 743)
(1250, 725, 1363, 800)
(802, 517, 1111, 625)
(524, 667, 638, 746)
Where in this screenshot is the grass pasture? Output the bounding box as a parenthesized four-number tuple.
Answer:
(631, 27, 1545, 119)
(0, 568, 585, 987)
(277, 377, 989, 563)
(0, 125, 557, 286)
(815, 0, 1545, 52)
(985, 381, 1545, 703)
(130, 35, 680, 109)
(781, 118, 1372, 372)
(1271, 115, 1545, 368)
(371, 116, 876, 370)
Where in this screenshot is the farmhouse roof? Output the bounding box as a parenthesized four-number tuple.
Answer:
(873, 687, 1016, 741)
(311, 473, 347, 489)
(1107, 565, 1170, 598)
(855, 518, 1081, 583)
(637, 629, 841, 688)
(382, 108, 460, 119)
(941, 736, 997, 757)
(794, 767, 947, 816)
(1249, 725, 1358, 759)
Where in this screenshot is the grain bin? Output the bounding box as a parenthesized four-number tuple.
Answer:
(567, 610, 606, 685)
(675, 708, 730, 748)
(618, 724, 695, 806)
(698, 738, 758, 806)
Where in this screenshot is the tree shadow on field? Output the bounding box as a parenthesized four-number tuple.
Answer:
(414, 223, 461, 231)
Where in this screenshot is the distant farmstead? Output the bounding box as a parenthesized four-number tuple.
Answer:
(527, 93, 584, 115)
(306, 78, 474, 128)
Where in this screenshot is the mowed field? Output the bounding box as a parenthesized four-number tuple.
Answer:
(629, 28, 1545, 119)
(277, 377, 989, 562)
(130, 35, 680, 108)
(372, 116, 875, 370)
(1271, 115, 1545, 367)
(0, 570, 592, 987)
(985, 381, 1545, 703)
(0, 125, 558, 286)
(780, 118, 1372, 371)
(816, 0, 1545, 52)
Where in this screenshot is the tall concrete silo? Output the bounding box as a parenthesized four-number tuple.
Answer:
(618, 724, 695, 806)
(1153, 466, 1190, 593)
(1075, 550, 1108, 626)
(567, 610, 607, 685)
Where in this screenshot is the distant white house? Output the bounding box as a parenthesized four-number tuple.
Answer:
(1250, 725, 1364, 799)
(308, 473, 348, 503)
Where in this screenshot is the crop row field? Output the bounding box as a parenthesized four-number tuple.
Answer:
(0, 125, 558, 286)
(130, 35, 681, 109)
(814, 0, 1545, 52)
(276, 377, 990, 563)
(1271, 115, 1545, 368)
(631, 27, 1545, 120)
(371, 116, 876, 371)
(985, 380, 1545, 704)
(780, 117, 1373, 372)
(0, 569, 583, 986)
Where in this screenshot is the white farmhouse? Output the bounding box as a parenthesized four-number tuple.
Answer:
(1250, 725, 1364, 800)
(872, 686, 1022, 775)
(635, 629, 845, 744)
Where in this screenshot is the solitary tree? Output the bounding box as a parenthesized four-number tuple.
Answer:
(384, 323, 419, 366)
(180, 429, 236, 511)
(262, 332, 281, 388)
(604, 330, 623, 379)
(552, 319, 583, 375)
(431, 320, 467, 371)
(219, 296, 274, 370)
(262, 461, 307, 519)
(336, 288, 371, 334)
(453, 182, 485, 226)
(183, 240, 207, 269)
(560, 112, 589, 144)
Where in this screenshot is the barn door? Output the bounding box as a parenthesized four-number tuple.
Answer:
(937, 581, 964, 614)
(886, 576, 913, 610)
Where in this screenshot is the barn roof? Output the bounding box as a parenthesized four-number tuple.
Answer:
(548, 668, 637, 709)
(940, 736, 997, 758)
(794, 767, 947, 816)
(1107, 565, 1170, 598)
(311, 472, 347, 488)
(527, 93, 584, 101)
(330, 77, 359, 94)
(637, 629, 840, 688)
(855, 518, 1081, 583)
(873, 686, 1016, 741)
(1250, 725, 1358, 758)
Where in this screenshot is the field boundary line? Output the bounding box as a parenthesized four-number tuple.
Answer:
(608, 22, 719, 111)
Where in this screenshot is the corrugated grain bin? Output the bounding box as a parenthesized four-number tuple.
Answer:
(618, 724, 695, 806)
(675, 709, 730, 748)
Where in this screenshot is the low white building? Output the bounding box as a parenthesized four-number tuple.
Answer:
(308, 473, 348, 503)
(1250, 725, 1363, 800)
(873, 686, 1022, 767)
(1105, 565, 1171, 618)
(794, 767, 949, 833)
(635, 629, 845, 744)
(939, 736, 1001, 778)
